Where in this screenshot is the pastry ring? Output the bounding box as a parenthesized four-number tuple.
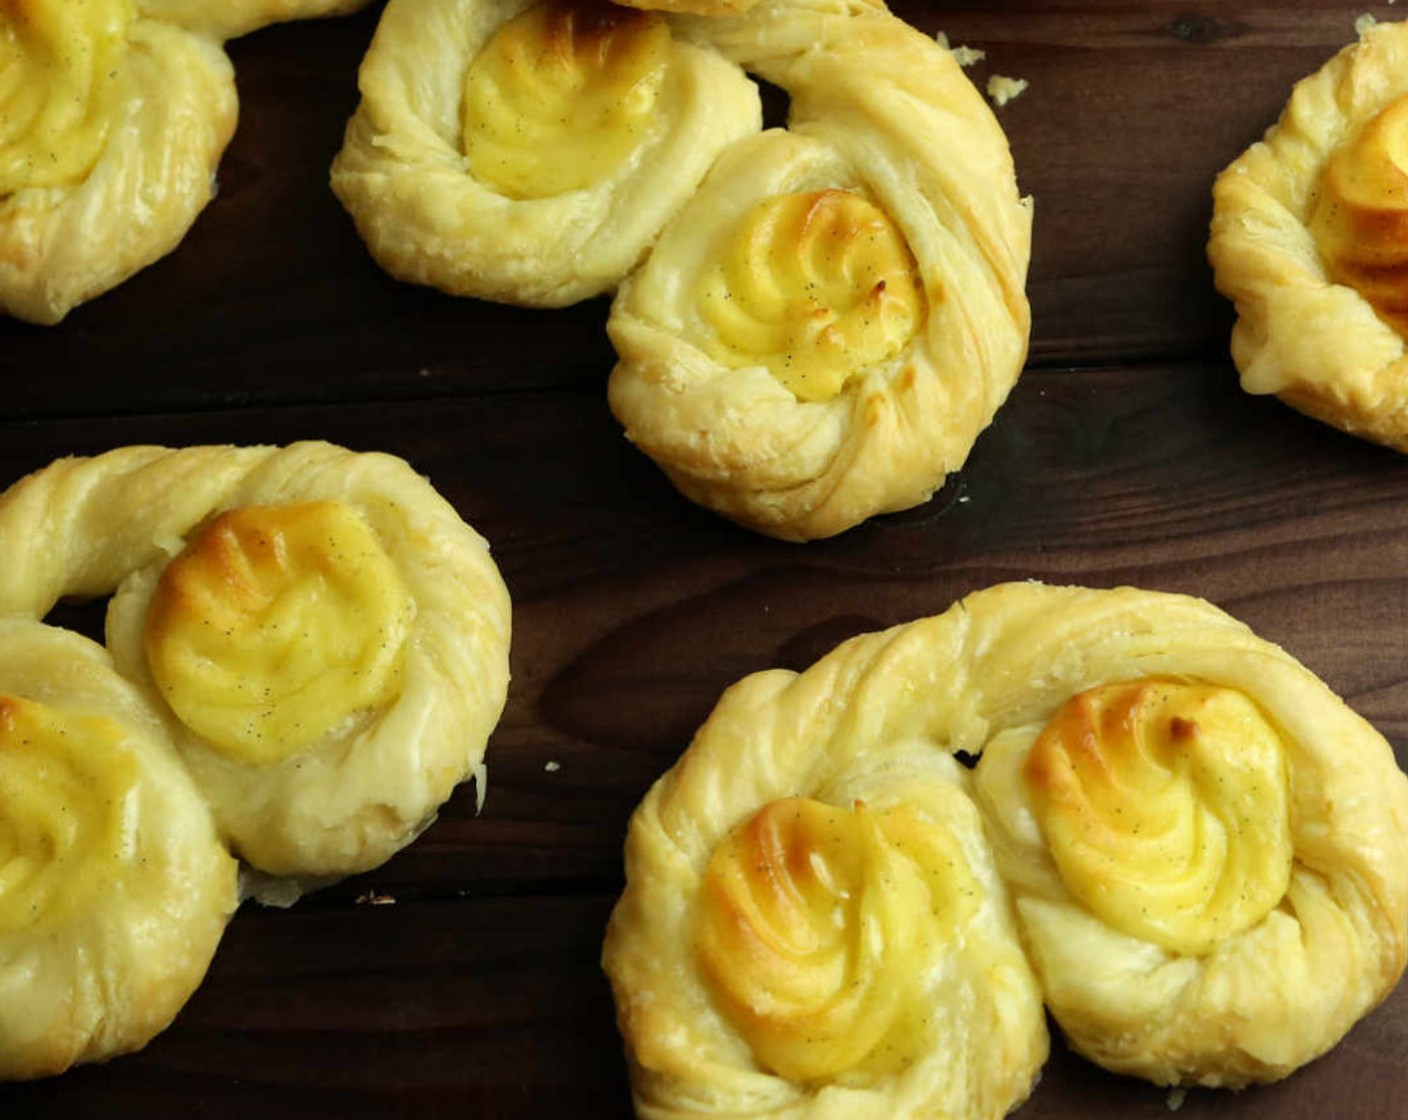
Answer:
(330, 0, 762, 306)
(602, 588, 1050, 1118)
(606, 0, 1032, 539)
(0, 617, 237, 1080)
(1209, 17, 1408, 450)
(0, 442, 512, 879)
(0, 0, 366, 325)
(960, 584, 1408, 1087)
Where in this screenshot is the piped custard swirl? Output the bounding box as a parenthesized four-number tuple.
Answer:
(0, 694, 139, 934)
(1309, 94, 1408, 332)
(143, 500, 415, 766)
(1024, 679, 1293, 956)
(695, 796, 979, 1083)
(461, 0, 670, 200)
(697, 190, 924, 403)
(0, 0, 131, 194)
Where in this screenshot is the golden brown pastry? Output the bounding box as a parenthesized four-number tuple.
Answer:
(0, 442, 511, 879)
(962, 584, 1408, 1088)
(607, 0, 1032, 539)
(0, 618, 237, 1080)
(330, 0, 762, 306)
(0, 0, 366, 326)
(602, 602, 1050, 1119)
(1209, 17, 1408, 450)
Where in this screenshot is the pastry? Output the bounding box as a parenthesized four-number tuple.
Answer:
(607, 0, 1032, 539)
(0, 618, 237, 1080)
(0, 0, 366, 326)
(1209, 17, 1408, 450)
(965, 584, 1408, 1087)
(330, 0, 762, 306)
(602, 603, 1049, 1118)
(0, 442, 512, 879)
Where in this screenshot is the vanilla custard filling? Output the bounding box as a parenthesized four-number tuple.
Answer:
(0, 0, 130, 194)
(1309, 93, 1408, 331)
(695, 796, 981, 1083)
(460, 0, 669, 200)
(1024, 679, 1293, 956)
(696, 189, 925, 403)
(0, 694, 140, 933)
(143, 500, 415, 766)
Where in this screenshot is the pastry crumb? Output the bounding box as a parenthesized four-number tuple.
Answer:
(356, 890, 397, 906)
(471, 759, 488, 814)
(545, 760, 561, 772)
(987, 74, 1029, 107)
(1356, 13, 1378, 36)
(934, 29, 986, 67)
(1165, 1087, 1187, 1112)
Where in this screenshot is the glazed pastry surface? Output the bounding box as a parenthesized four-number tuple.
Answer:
(1209, 18, 1408, 450)
(0, 619, 236, 1080)
(0, 0, 367, 325)
(602, 590, 1050, 1120)
(0, 442, 512, 878)
(330, 0, 762, 306)
(608, 0, 1032, 539)
(605, 583, 1408, 1111)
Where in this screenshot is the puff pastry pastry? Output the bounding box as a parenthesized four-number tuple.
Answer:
(0, 442, 512, 879)
(330, 0, 762, 306)
(1208, 18, 1408, 450)
(602, 599, 1050, 1118)
(0, 0, 365, 325)
(956, 584, 1407, 1088)
(0, 618, 237, 1080)
(605, 583, 1408, 1111)
(608, 0, 1032, 539)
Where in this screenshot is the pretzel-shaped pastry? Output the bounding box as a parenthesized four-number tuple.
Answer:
(0, 442, 511, 879)
(602, 587, 1050, 1119)
(1209, 18, 1408, 450)
(607, 0, 1032, 539)
(330, 0, 762, 306)
(0, 0, 367, 325)
(0, 618, 237, 1080)
(604, 583, 1408, 1113)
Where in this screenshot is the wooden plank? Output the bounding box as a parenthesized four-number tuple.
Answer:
(2, 2, 1398, 414)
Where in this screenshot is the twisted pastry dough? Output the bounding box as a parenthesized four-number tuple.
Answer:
(0, 618, 237, 1080)
(607, 0, 1032, 540)
(0, 0, 366, 325)
(1209, 18, 1408, 450)
(0, 442, 511, 878)
(330, 0, 762, 306)
(602, 598, 1049, 1119)
(605, 583, 1408, 1111)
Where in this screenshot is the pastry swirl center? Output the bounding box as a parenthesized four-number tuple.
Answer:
(0, 694, 140, 933)
(1309, 93, 1408, 331)
(460, 0, 670, 200)
(696, 189, 925, 402)
(694, 796, 980, 1082)
(0, 0, 129, 193)
(144, 500, 415, 765)
(1024, 679, 1293, 955)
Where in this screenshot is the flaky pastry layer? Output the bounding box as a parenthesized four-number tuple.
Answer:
(0, 0, 369, 325)
(330, 0, 762, 306)
(0, 619, 236, 1080)
(603, 589, 1050, 1120)
(608, 0, 1032, 539)
(1209, 18, 1408, 450)
(0, 442, 511, 879)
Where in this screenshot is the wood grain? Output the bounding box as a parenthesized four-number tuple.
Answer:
(3, 0, 1408, 1116)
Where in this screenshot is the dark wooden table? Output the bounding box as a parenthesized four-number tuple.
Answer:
(3, 2, 1407, 1116)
